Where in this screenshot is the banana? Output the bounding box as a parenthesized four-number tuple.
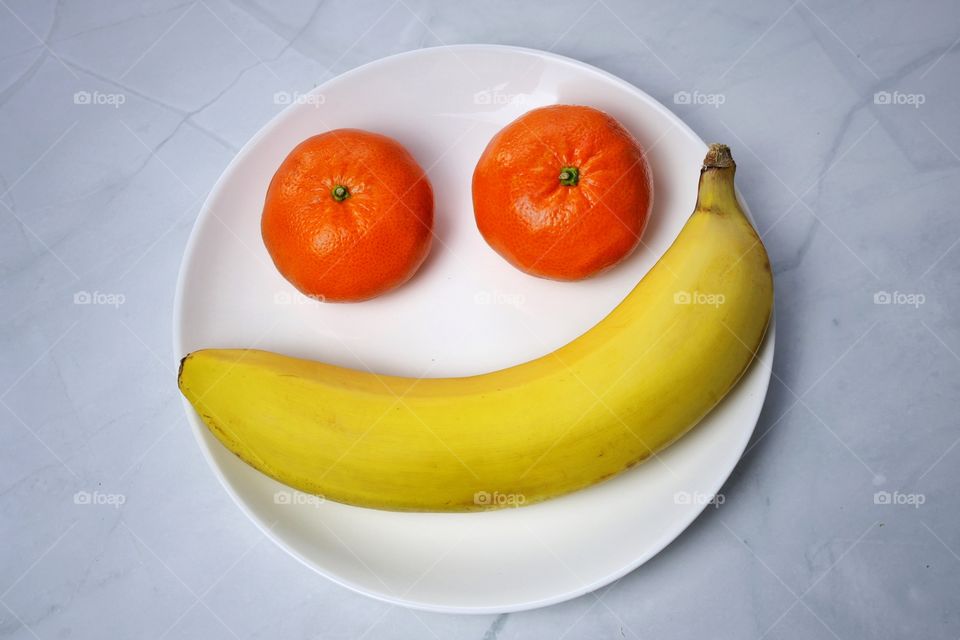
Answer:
(179, 144, 773, 512)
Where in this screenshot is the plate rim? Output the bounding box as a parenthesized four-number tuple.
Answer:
(172, 42, 775, 614)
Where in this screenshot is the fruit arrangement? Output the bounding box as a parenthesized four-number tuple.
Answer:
(178, 137, 773, 512)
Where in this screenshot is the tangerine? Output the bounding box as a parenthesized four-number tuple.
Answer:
(262, 129, 433, 302)
(472, 105, 652, 280)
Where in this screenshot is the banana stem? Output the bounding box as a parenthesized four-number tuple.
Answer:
(703, 143, 734, 169)
(697, 144, 738, 212)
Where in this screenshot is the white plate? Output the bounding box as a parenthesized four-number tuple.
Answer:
(173, 44, 774, 613)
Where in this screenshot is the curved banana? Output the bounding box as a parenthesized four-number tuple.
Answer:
(179, 144, 773, 511)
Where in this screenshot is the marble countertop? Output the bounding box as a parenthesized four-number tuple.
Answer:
(3, 1, 959, 638)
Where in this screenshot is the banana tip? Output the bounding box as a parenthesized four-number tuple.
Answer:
(704, 143, 734, 169)
(177, 354, 189, 390)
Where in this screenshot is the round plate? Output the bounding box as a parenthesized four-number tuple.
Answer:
(173, 44, 774, 613)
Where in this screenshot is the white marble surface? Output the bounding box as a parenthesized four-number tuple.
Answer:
(2, 0, 959, 637)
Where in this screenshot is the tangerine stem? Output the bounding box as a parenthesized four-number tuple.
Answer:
(559, 167, 579, 187)
(332, 185, 350, 202)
